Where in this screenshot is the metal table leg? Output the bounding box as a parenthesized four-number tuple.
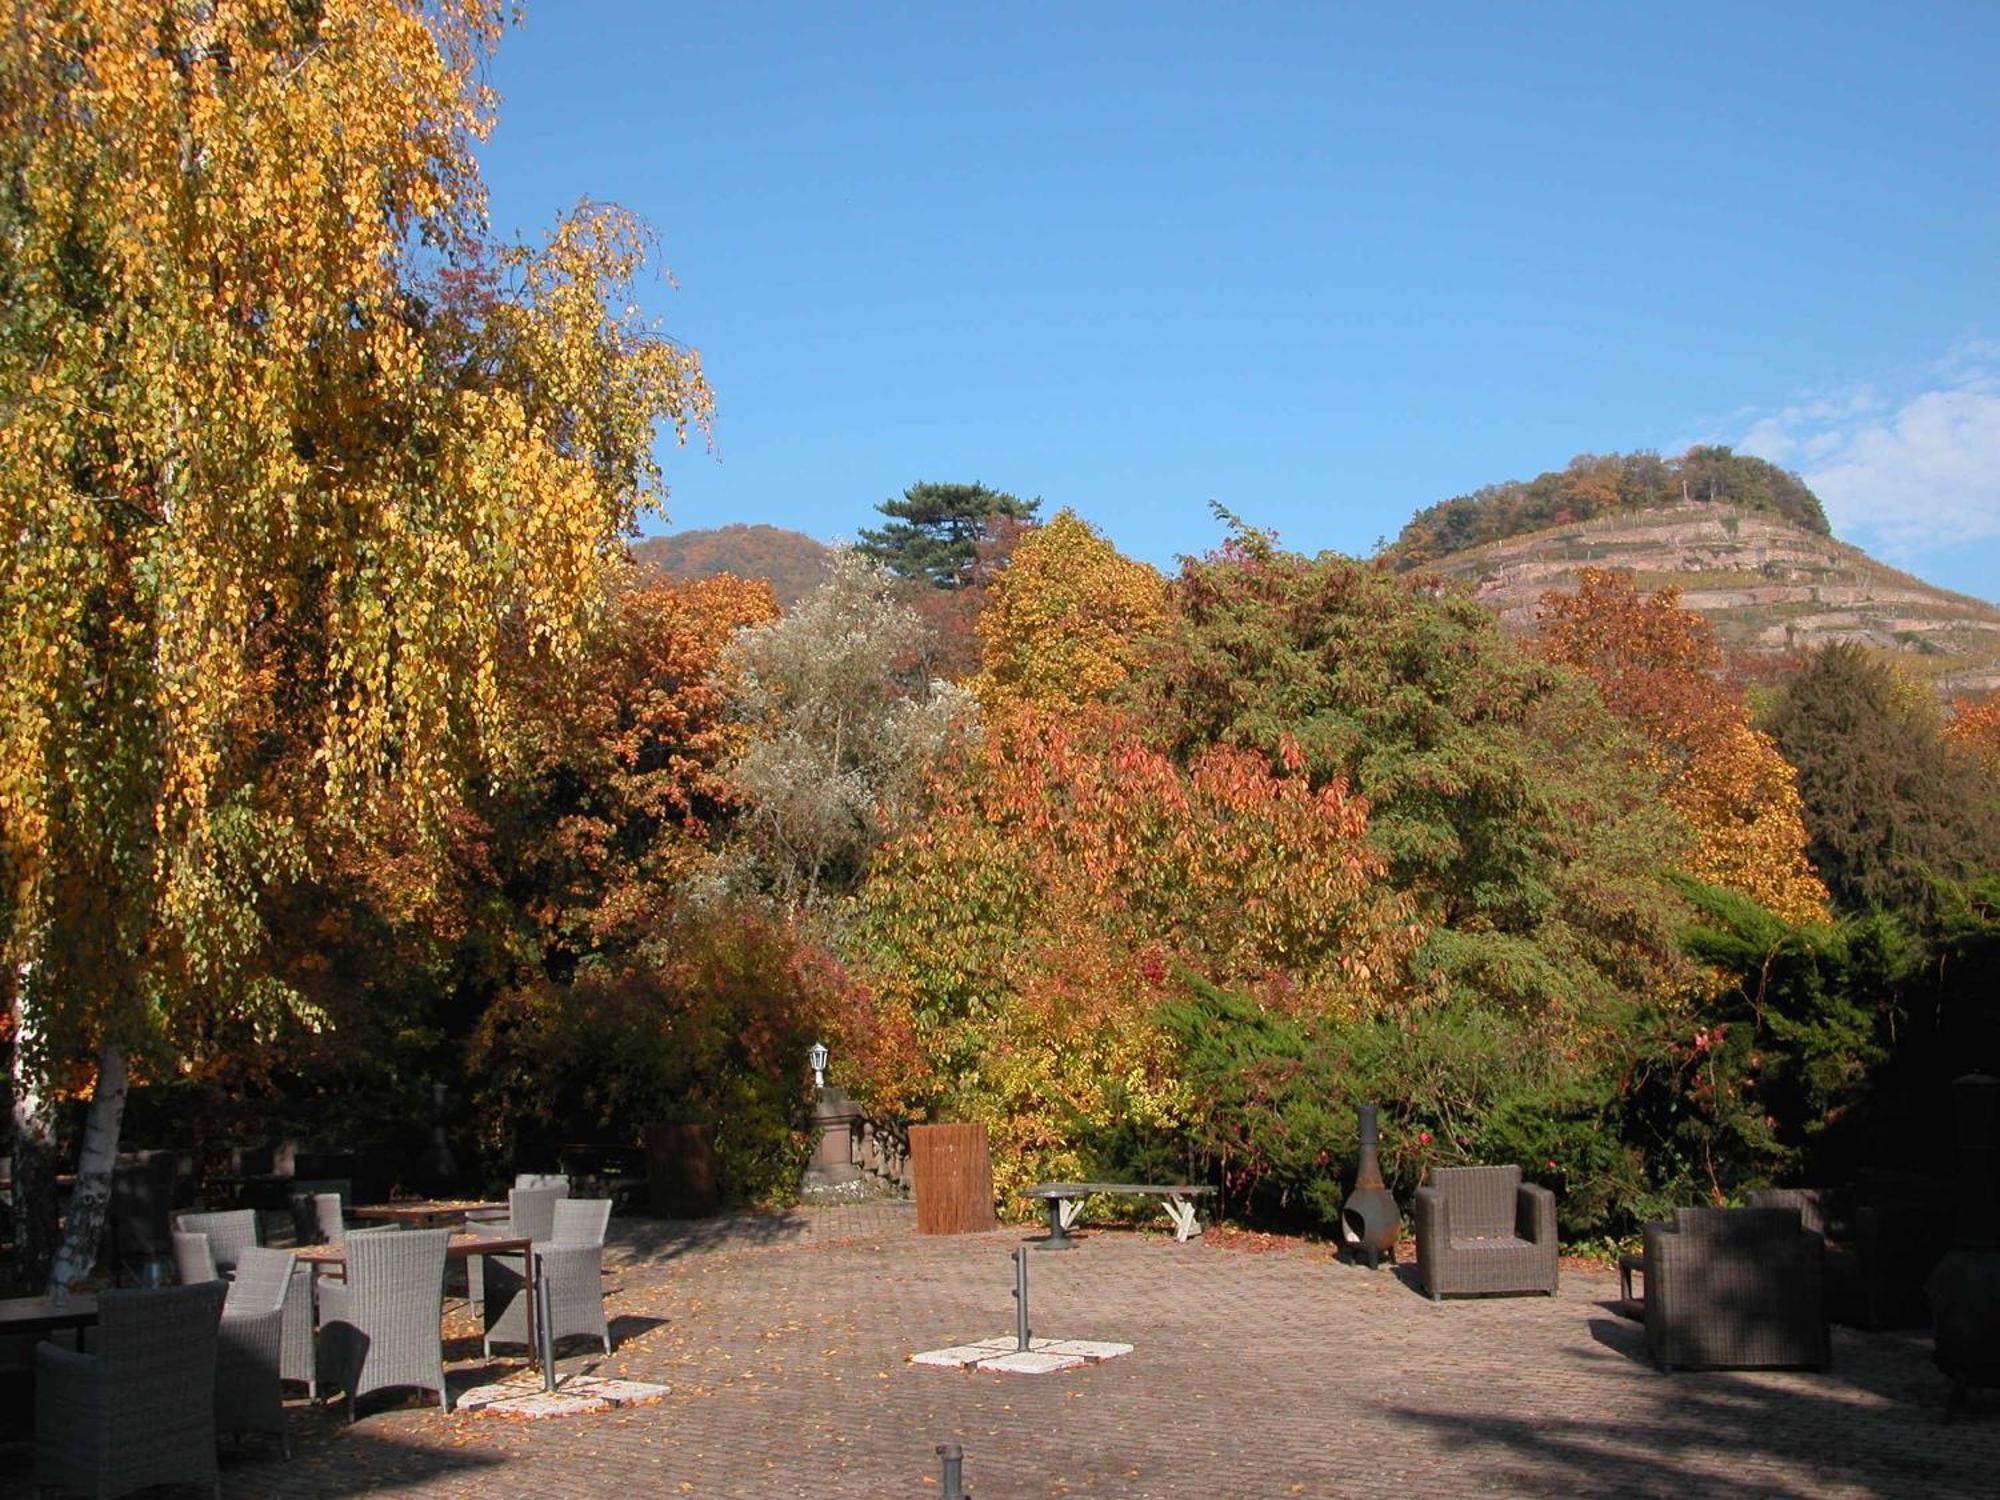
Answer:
(1036, 1197, 1074, 1250)
(535, 1250, 557, 1393)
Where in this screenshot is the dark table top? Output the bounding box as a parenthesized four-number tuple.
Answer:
(0, 1293, 99, 1337)
(350, 1200, 507, 1228)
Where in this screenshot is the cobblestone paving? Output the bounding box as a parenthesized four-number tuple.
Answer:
(10, 1202, 1998, 1498)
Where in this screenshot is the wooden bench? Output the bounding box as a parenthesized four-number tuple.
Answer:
(1023, 1181, 1217, 1249)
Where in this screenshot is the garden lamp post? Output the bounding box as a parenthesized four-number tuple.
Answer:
(809, 1042, 828, 1091)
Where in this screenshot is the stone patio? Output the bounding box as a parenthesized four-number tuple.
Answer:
(7, 1199, 1997, 1497)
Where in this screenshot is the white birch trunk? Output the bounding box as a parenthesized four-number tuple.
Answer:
(48, 1037, 128, 1292)
(8, 966, 60, 1288)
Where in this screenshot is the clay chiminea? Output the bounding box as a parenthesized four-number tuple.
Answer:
(1342, 1103, 1401, 1268)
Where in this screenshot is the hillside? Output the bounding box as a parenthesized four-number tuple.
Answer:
(1386, 447, 1830, 568)
(631, 524, 833, 606)
(1407, 502, 2000, 697)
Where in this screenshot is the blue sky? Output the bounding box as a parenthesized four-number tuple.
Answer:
(479, 2, 2000, 602)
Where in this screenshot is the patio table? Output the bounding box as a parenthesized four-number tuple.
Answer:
(0, 1291, 99, 1342)
(350, 1199, 507, 1229)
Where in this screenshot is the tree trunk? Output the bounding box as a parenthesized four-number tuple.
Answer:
(8, 969, 60, 1290)
(49, 1037, 127, 1293)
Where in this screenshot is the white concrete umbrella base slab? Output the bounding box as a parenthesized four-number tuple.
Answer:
(456, 1370, 671, 1419)
(910, 1335, 1134, 1374)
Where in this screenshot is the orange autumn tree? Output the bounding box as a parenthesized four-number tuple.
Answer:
(971, 508, 1168, 712)
(1539, 570, 1828, 923)
(1946, 695, 2000, 780)
(498, 571, 778, 952)
(851, 707, 1423, 1202)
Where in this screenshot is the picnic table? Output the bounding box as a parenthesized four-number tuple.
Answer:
(350, 1199, 507, 1229)
(1023, 1181, 1217, 1249)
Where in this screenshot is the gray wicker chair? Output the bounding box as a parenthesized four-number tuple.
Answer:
(174, 1228, 219, 1286)
(515, 1171, 571, 1193)
(316, 1226, 452, 1421)
(217, 1247, 294, 1456)
(174, 1219, 317, 1399)
(467, 1184, 566, 1318)
(1415, 1165, 1559, 1300)
(174, 1208, 257, 1275)
(475, 1197, 614, 1358)
(1644, 1206, 1829, 1370)
(35, 1281, 226, 1499)
(509, 1184, 565, 1242)
(552, 1195, 612, 1247)
(289, 1189, 348, 1247)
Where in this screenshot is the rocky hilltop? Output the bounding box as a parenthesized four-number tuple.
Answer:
(1413, 502, 2000, 697)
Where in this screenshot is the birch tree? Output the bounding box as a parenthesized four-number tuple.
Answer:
(0, 1, 710, 1287)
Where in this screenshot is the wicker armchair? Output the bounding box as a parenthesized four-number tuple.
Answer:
(465, 1183, 566, 1316)
(1748, 1178, 1952, 1329)
(289, 1189, 348, 1248)
(1644, 1206, 1829, 1371)
(316, 1226, 451, 1421)
(475, 1196, 614, 1359)
(174, 1228, 220, 1286)
(217, 1247, 294, 1455)
(35, 1281, 226, 1499)
(174, 1217, 317, 1399)
(175, 1208, 257, 1275)
(1415, 1165, 1559, 1300)
(553, 1195, 612, 1246)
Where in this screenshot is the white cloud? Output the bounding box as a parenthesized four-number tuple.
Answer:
(1733, 345, 2000, 562)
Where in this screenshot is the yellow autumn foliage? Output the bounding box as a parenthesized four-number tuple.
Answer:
(972, 508, 1168, 712)
(0, 3, 710, 1048)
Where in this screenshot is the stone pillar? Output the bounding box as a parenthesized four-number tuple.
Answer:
(805, 1086, 862, 1188)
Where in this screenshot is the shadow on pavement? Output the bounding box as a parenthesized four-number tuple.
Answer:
(1386, 1313, 1983, 1498)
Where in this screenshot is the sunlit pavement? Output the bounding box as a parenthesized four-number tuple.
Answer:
(12, 1200, 1994, 1499)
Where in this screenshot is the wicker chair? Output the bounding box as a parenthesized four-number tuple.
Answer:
(1644, 1206, 1829, 1371)
(217, 1247, 294, 1456)
(476, 1197, 614, 1359)
(289, 1188, 348, 1248)
(465, 1183, 566, 1315)
(35, 1281, 226, 1499)
(174, 1219, 317, 1399)
(174, 1228, 220, 1286)
(175, 1208, 258, 1275)
(1414, 1165, 1559, 1300)
(316, 1225, 451, 1421)
(1748, 1179, 1952, 1329)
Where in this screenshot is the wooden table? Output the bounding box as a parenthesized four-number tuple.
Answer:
(350, 1199, 507, 1229)
(294, 1230, 527, 1268)
(0, 1292, 100, 1341)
